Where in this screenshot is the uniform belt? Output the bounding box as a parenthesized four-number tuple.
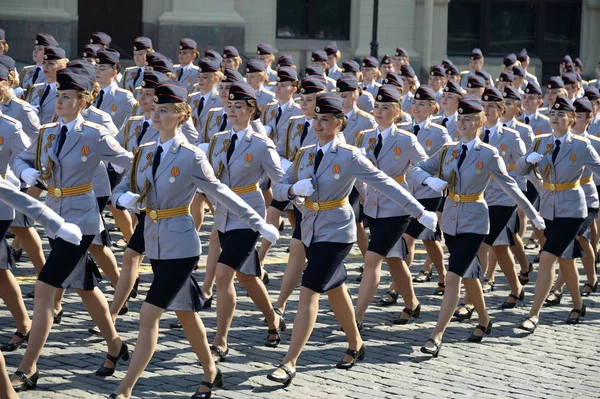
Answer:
(231, 182, 259, 195)
(542, 180, 580, 191)
(47, 183, 93, 198)
(146, 205, 190, 221)
(580, 176, 593, 185)
(304, 197, 349, 211)
(393, 175, 406, 184)
(447, 191, 484, 203)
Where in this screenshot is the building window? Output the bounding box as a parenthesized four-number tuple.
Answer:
(276, 0, 351, 40)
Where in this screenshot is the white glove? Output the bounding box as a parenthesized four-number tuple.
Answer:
(424, 177, 448, 192)
(56, 222, 83, 245)
(280, 158, 293, 172)
(21, 168, 40, 186)
(117, 191, 141, 210)
(526, 152, 544, 165)
(111, 164, 125, 174)
(417, 210, 438, 232)
(292, 178, 315, 197)
(198, 143, 210, 153)
(532, 215, 546, 230)
(259, 222, 280, 244)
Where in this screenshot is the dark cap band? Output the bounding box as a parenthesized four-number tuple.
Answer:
(153, 81, 187, 104)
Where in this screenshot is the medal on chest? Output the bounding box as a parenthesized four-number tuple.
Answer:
(81, 145, 90, 162)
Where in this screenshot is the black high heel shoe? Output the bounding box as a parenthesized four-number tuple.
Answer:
(545, 290, 562, 306)
(262, 271, 270, 285)
(453, 304, 474, 321)
(265, 316, 286, 347)
(0, 331, 29, 352)
(129, 277, 140, 299)
(566, 305, 587, 324)
(210, 345, 229, 363)
(201, 292, 214, 310)
(336, 344, 366, 369)
(519, 317, 538, 333)
(96, 342, 130, 376)
(581, 281, 598, 297)
(467, 320, 493, 342)
(191, 368, 224, 399)
(519, 262, 534, 285)
(412, 270, 432, 283)
(393, 304, 421, 325)
(500, 288, 525, 309)
(433, 283, 445, 296)
(267, 364, 296, 387)
(376, 290, 398, 307)
(53, 309, 64, 325)
(420, 338, 441, 357)
(12, 370, 39, 392)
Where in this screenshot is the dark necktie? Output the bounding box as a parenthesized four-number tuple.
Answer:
(133, 68, 142, 86)
(177, 67, 183, 81)
(276, 107, 282, 125)
(300, 121, 310, 144)
(441, 117, 448, 127)
(39, 85, 51, 107)
(32, 67, 41, 85)
(227, 133, 238, 163)
(374, 133, 383, 158)
(525, 116, 530, 125)
(96, 89, 105, 109)
(220, 113, 228, 131)
(483, 129, 490, 143)
(413, 125, 420, 136)
(137, 121, 150, 145)
(457, 144, 467, 169)
(56, 125, 68, 156)
(197, 96, 205, 118)
(152, 145, 163, 177)
(314, 149, 324, 173)
(552, 139, 561, 163)
(362, 86, 367, 90)
(503, 124, 507, 128)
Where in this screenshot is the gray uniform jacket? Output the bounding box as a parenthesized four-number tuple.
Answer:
(13, 116, 133, 236)
(188, 89, 220, 141)
(409, 138, 538, 235)
(516, 132, 600, 220)
(19, 65, 46, 99)
(343, 107, 376, 145)
(96, 82, 136, 129)
(0, 113, 31, 220)
(433, 113, 458, 140)
(580, 132, 600, 208)
(357, 91, 375, 113)
(207, 127, 284, 233)
(273, 137, 425, 246)
(28, 81, 57, 125)
(587, 114, 600, 138)
(520, 111, 551, 136)
(362, 82, 381, 98)
(401, 92, 414, 116)
(121, 66, 145, 93)
(266, 100, 303, 146)
(1, 91, 41, 141)
(174, 64, 200, 93)
(504, 118, 535, 149)
(116, 116, 159, 153)
(328, 65, 343, 82)
(255, 87, 277, 115)
(356, 125, 428, 218)
(113, 134, 265, 259)
(276, 116, 345, 160)
(266, 67, 278, 83)
(201, 107, 267, 144)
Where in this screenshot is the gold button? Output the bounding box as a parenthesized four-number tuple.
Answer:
(223, 212, 227, 216)
(373, 189, 377, 192)
(312, 213, 316, 216)
(452, 217, 456, 220)
(153, 236, 157, 240)
(453, 203, 457, 207)
(373, 202, 377, 206)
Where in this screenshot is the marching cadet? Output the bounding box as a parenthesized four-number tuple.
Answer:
(392, 47, 409, 73)
(445, 63, 461, 85)
(399, 64, 417, 115)
(517, 95, 600, 333)
(340, 60, 375, 113)
(465, 75, 486, 98)
(268, 92, 436, 386)
(379, 72, 412, 123)
(542, 76, 567, 113)
(562, 72, 580, 103)
(496, 71, 514, 92)
(517, 49, 539, 87)
(255, 43, 277, 82)
(521, 82, 552, 136)
(353, 85, 433, 328)
(82, 44, 101, 64)
(306, 64, 336, 92)
(276, 54, 295, 70)
(90, 32, 111, 47)
(410, 98, 543, 357)
(325, 42, 342, 81)
(174, 38, 200, 92)
(19, 33, 58, 99)
(379, 54, 395, 82)
(361, 56, 381, 97)
(204, 82, 285, 363)
(0, 59, 40, 141)
(121, 37, 153, 93)
(588, 62, 600, 90)
(204, 49, 223, 66)
(460, 48, 486, 88)
(0, 75, 33, 353)
(244, 59, 277, 118)
(428, 65, 446, 105)
(0, 29, 6, 54)
(512, 66, 527, 94)
(434, 81, 462, 140)
(222, 46, 242, 71)
(503, 53, 518, 72)
(108, 81, 279, 399)
(27, 46, 67, 125)
(94, 48, 136, 128)
(188, 57, 222, 143)
(0, 55, 23, 99)
(310, 50, 335, 85)
(586, 88, 600, 136)
(9, 66, 133, 392)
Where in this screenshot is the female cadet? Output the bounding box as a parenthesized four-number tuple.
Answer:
(428, 65, 447, 105)
(353, 86, 434, 328)
(19, 34, 57, 99)
(222, 46, 242, 72)
(175, 38, 200, 93)
(244, 59, 277, 117)
(543, 77, 567, 113)
(340, 60, 375, 113)
(545, 98, 600, 302)
(267, 92, 437, 385)
(0, 69, 33, 353)
(402, 86, 450, 295)
(9, 67, 134, 392)
(121, 37, 153, 93)
(325, 42, 342, 81)
(410, 98, 543, 356)
(399, 64, 418, 115)
(108, 81, 279, 399)
(206, 82, 286, 363)
(517, 95, 600, 333)
(255, 43, 277, 82)
(380, 72, 412, 123)
(379, 54, 395, 81)
(361, 56, 381, 98)
(27, 46, 67, 125)
(445, 64, 461, 86)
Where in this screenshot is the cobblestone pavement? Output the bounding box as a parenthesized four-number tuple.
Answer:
(2, 212, 600, 399)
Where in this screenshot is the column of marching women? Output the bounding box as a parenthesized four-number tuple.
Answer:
(0, 27, 600, 398)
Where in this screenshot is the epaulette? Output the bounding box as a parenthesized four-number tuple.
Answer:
(430, 122, 445, 130)
(536, 133, 552, 139)
(187, 92, 197, 102)
(208, 107, 223, 113)
(431, 115, 442, 122)
(480, 142, 497, 151)
(181, 142, 198, 152)
(572, 135, 588, 142)
(213, 130, 230, 138)
(587, 134, 600, 143)
(537, 113, 550, 121)
(588, 79, 597, 85)
(338, 143, 356, 151)
(0, 114, 19, 125)
(394, 127, 413, 138)
(11, 97, 27, 105)
(83, 120, 103, 130)
(128, 115, 144, 122)
(41, 122, 59, 129)
(502, 126, 520, 136)
(139, 141, 156, 149)
(398, 121, 411, 127)
(21, 65, 35, 71)
(124, 66, 136, 72)
(116, 87, 131, 94)
(265, 100, 278, 107)
(356, 109, 371, 119)
(31, 82, 45, 90)
(460, 70, 469, 75)
(289, 115, 304, 122)
(252, 132, 268, 141)
(515, 121, 530, 129)
(354, 131, 367, 147)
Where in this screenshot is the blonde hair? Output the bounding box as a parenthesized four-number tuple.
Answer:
(7, 69, 19, 89)
(391, 102, 405, 124)
(0, 40, 8, 54)
(428, 99, 440, 115)
(77, 82, 101, 107)
(0, 81, 11, 103)
(173, 102, 192, 127)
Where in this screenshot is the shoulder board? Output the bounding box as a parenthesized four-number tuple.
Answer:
(430, 122, 445, 130)
(289, 115, 304, 123)
(208, 107, 223, 113)
(139, 141, 156, 149)
(398, 121, 411, 128)
(22, 65, 35, 71)
(395, 128, 413, 137)
(265, 100, 278, 107)
(460, 70, 469, 75)
(526, 71, 536, 78)
(213, 130, 230, 138)
(587, 134, 600, 143)
(502, 126, 519, 135)
(515, 121, 530, 129)
(431, 115, 442, 122)
(252, 133, 268, 141)
(572, 135, 588, 142)
(116, 87, 132, 94)
(173, 64, 182, 69)
(128, 115, 144, 122)
(354, 131, 366, 146)
(0, 114, 19, 124)
(41, 122, 59, 129)
(299, 144, 316, 151)
(83, 121, 103, 130)
(124, 66, 136, 72)
(361, 128, 376, 135)
(31, 82, 45, 89)
(187, 92, 197, 101)
(356, 109, 371, 119)
(589, 79, 597, 84)
(538, 107, 548, 113)
(180, 142, 198, 152)
(536, 133, 552, 138)
(338, 143, 356, 151)
(11, 97, 27, 105)
(480, 142, 497, 151)
(537, 113, 549, 121)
